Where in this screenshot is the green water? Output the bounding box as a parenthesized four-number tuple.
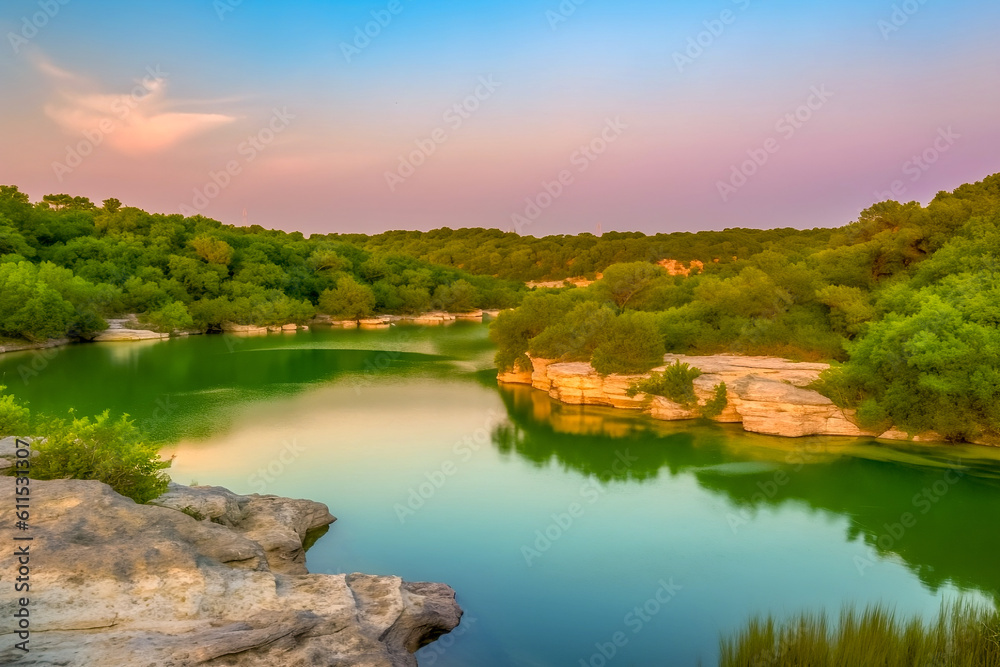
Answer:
(3, 324, 999, 666)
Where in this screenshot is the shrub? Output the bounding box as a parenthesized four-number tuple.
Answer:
(140, 300, 194, 333)
(626, 361, 702, 406)
(319, 275, 375, 320)
(701, 382, 728, 419)
(591, 311, 665, 375)
(0, 386, 30, 435)
(528, 302, 616, 362)
(28, 410, 171, 503)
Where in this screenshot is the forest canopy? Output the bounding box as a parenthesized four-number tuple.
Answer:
(0, 186, 526, 342)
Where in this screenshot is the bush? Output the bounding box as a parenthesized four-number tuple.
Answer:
(0, 386, 30, 435)
(626, 361, 702, 405)
(319, 275, 375, 320)
(701, 382, 728, 419)
(28, 411, 171, 503)
(140, 300, 194, 333)
(528, 302, 616, 361)
(592, 312, 666, 375)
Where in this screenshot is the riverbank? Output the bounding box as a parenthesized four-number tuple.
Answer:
(498, 354, 988, 446)
(0, 469, 462, 665)
(0, 309, 506, 355)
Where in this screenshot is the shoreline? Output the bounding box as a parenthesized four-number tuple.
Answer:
(497, 354, 993, 447)
(0, 309, 505, 355)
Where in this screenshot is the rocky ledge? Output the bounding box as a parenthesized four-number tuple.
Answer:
(499, 354, 947, 443)
(0, 478, 462, 666)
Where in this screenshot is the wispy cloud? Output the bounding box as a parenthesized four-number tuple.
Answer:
(36, 54, 236, 156)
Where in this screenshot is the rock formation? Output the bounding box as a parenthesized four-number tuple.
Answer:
(499, 354, 943, 442)
(0, 478, 462, 666)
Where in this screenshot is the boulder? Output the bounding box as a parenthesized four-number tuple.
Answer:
(0, 478, 462, 666)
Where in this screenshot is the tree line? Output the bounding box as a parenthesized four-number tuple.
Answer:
(0, 187, 526, 342)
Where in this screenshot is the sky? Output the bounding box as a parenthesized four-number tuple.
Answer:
(1, 0, 998, 236)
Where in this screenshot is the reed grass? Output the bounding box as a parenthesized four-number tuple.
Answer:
(719, 600, 1000, 667)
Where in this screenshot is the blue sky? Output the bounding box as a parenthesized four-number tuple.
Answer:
(2, 0, 998, 234)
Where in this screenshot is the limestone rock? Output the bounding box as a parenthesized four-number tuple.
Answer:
(0, 478, 462, 666)
(0, 338, 70, 355)
(151, 483, 336, 575)
(93, 328, 170, 342)
(500, 354, 942, 443)
(0, 435, 35, 470)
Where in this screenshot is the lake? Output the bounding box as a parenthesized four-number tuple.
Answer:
(3, 322, 999, 666)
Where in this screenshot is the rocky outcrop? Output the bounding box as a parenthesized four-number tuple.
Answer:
(656, 259, 704, 276)
(0, 338, 70, 355)
(93, 328, 171, 341)
(150, 483, 337, 575)
(0, 478, 462, 666)
(499, 354, 940, 442)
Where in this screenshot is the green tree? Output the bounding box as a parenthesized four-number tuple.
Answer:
(319, 275, 376, 319)
(597, 262, 666, 310)
(191, 236, 234, 265)
(141, 301, 194, 333)
(592, 311, 665, 375)
(0, 262, 76, 341)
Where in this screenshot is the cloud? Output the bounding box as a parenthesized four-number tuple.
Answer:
(37, 55, 237, 156)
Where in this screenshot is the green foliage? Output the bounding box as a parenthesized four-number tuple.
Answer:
(191, 235, 233, 265)
(140, 301, 194, 333)
(528, 301, 616, 361)
(626, 361, 702, 406)
(28, 410, 172, 504)
(0, 186, 527, 341)
(701, 382, 728, 419)
(490, 291, 582, 371)
(490, 174, 1000, 441)
(433, 278, 478, 312)
(719, 601, 1000, 667)
(0, 386, 30, 435)
(319, 275, 376, 319)
(591, 311, 665, 375)
(0, 262, 76, 341)
(596, 261, 666, 310)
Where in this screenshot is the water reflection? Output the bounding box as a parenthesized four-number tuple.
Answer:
(494, 383, 1000, 600)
